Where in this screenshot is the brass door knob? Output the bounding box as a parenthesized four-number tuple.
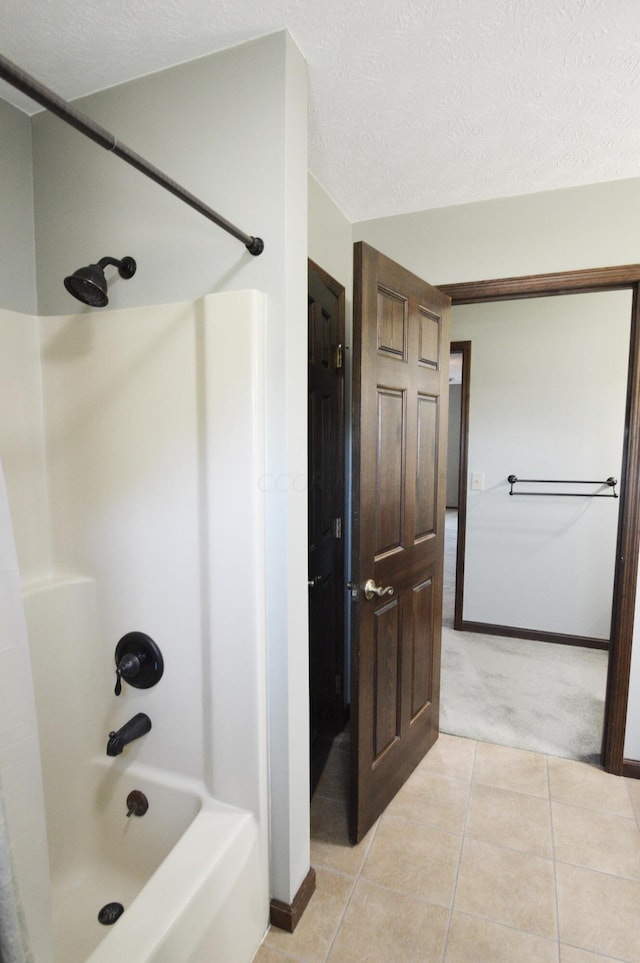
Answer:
(364, 578, 394, 600)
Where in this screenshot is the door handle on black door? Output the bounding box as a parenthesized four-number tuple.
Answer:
(364, 579, 394, 600)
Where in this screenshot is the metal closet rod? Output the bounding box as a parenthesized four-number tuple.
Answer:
(507, 474, 618, 497)
(0, 52, 264, 256)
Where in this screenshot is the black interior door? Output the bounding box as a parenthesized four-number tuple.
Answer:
(308, 259, 346, 794)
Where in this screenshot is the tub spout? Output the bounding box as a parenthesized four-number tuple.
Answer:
(107, 712, 152, 756)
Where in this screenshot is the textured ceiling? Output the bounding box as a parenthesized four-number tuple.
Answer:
(1, 0, 639, 222)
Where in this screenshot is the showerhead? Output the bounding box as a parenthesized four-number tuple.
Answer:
(64, 256, 137, 307)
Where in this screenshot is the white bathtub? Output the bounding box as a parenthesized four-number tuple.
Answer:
(24, 576, 268, 963)
(50, 758, 262, 963)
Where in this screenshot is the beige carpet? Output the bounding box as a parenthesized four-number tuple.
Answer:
(440, 510, 608, 762)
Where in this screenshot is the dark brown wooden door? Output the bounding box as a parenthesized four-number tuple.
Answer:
(308, 260, 346, 794)
(350, 242, 451, 842)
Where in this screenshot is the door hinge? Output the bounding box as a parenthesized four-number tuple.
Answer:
(335, 343, 344, 369)
(333, 517, 343, 539)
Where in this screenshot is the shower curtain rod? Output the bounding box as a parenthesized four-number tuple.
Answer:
(0, 52, 264, 256)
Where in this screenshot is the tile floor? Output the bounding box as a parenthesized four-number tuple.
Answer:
(254, 732, 640, 963)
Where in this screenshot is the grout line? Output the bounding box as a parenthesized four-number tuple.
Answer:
(382, 811, 468, 839)
(316, 872, 358, 963)
(552, 859, 640, 885)
(441, 737, 477, 962)
(322, 812, 382, 962)
(547, 753, 562, 962)
(468, 778, 549, 799)
(331, 874, 452, 909)
(558, 939, 630, 962)
(549, 796, 637, 819)
(450, 908, 561, 948)
(458, 834, 555, 862)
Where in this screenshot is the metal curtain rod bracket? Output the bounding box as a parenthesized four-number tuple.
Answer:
(507, 475, 618, 498)
(0, 52, 264, 256)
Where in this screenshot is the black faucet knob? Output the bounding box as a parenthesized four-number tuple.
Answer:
(115, 652, 141, 696)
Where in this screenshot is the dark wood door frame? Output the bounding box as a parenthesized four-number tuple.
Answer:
(449, 341, 471, 631)
(439, 264, 640, 777)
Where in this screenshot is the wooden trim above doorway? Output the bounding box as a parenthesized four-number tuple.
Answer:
(439, 264, 640, 304)
(438, 265, 640, 777)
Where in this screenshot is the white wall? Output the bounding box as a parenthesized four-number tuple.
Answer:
(308, 173, 353, 304)
(354, 176, 640, 759)
(0, 459, 52, 962)
(0, 310, 52, 582)
(454, 291, 630, 638)
(0, 99, 37, 315)
(2, 30, 309, 907)
(32, 35, 294, 315)
(0, 105, 48, 578)
(354, 178, 640, 285)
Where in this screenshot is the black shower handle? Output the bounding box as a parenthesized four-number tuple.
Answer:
(114, 652, 141, 696)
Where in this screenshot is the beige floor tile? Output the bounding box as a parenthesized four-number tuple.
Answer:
(556, 862, 640, 961)
(311, 812, 378, 876)
(552, 801, 640, 879)
(548, 756, 634, 816)
(466, 782, 553, 857)
(454, 837, 557, 939)
(418, 732, 477, 781)
(361, 813, 461, 906)
(560, 946, 623, 963)
(386, 768, 470, 834)
(265, 867, 354, 963)
(310, 835, 371, 878)
(473, 741, 549, 797)
(310, 794, 377, 876)
(445, 912, 559, 963)
(253, 945, 300, 962)
(328, 878, 449, 963)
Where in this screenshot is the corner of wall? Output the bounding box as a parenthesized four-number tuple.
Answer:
(0, 98, 37, 314)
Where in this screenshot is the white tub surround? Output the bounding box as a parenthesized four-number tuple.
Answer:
(0, 463, 52, 963)
(3, 292, 269, 961)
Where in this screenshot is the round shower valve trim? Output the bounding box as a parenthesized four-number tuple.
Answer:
(114, 631, 164, 696)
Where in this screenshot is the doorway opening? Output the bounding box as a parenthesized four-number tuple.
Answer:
(309, 258, 640, 873)
(439, 266, 640, 777)
(441, 306, 619, 761)
(446, 340, 471, 632)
